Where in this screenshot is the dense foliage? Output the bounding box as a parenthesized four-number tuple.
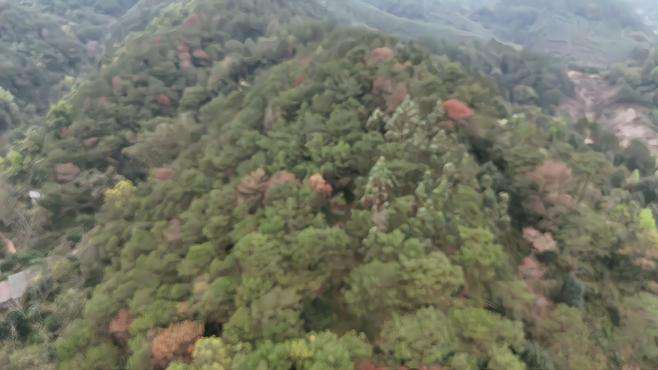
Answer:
(0, 1, 84, 116)
(0, 0, 176, 129)
(420, 39, 574, 112)
(608, 46, 658, 104)
(0, 0, 656, 370)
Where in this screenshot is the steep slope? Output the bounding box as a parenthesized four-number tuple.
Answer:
(0, 1, 656, 370)
(559, 44, 658, 157)
(324, 1, 575, 112)
(0, 0, 323, 270)
(560, 70, 658, 155)
(0, 1, 327, 366)
(0, 0, 181, 132)
(0, 2, 85, 117)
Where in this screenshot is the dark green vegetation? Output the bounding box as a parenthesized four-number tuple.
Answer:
(0, 0, 174, 130)
(422, 39, 574, 112)
(0, 1, 85, 118)
(608, 46, 658, 120)
(0, 0, 656, 369)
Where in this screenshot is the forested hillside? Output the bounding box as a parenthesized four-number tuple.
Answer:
(0, 1, 86, 119)
(0, 1, 656, 370)
(0, 0, 176, 131)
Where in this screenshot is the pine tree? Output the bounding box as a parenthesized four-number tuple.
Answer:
(384, 97, 423, 143)
(362, 157, 395, 231)
(362, 157, 395, 211)
(558, 274, 585, 309)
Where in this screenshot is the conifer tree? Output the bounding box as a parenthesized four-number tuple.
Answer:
(384, 97, 423, 143)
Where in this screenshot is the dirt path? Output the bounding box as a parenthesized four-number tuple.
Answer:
(559, 70, 658, 154)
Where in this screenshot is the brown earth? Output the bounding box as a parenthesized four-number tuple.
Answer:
(559, 70, 658, 154)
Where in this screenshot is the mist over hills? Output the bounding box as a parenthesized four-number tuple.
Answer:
(327, 0, 656, 66)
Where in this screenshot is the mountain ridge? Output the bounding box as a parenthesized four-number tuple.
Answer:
(0, 1, 656, 370)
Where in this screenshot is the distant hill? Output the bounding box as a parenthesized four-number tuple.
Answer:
(323, 0, 502, 44)
(472, 0, 654, 66)
(331, 0, 654, 67)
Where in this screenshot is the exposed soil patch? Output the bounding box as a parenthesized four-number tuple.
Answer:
(559, 70, 658, 154)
